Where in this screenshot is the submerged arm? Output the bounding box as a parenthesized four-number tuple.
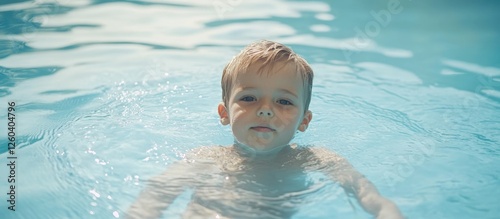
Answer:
(312, 148, 404, 219)
(125, 161, 193, 219)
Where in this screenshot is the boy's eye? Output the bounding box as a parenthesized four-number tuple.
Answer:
(278, 99, 293, 105)
(240, 96, 256, 102)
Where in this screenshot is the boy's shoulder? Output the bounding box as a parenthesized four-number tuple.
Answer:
(186, 145, 229, 156)
(184, 145, 242, 163)
(293, 145, 347, 165)
(291, 144, 339, 155)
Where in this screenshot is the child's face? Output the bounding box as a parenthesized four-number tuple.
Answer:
(218, 62, 312, 153)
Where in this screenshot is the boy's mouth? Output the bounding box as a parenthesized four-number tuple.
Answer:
(250, 126, 276, 132)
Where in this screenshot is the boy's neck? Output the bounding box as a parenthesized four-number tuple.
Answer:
(232, 141, 292, 161)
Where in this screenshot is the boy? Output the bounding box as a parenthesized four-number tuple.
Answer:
(126, 40, 404, 219)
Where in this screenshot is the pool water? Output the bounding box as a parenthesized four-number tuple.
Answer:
(1, 0, 499, 218)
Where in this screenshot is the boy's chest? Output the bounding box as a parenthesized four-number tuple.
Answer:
(194, 165, 310, 201)
(191, 169, 310, 218)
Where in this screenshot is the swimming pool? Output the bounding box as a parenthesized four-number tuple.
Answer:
(1, 0, 499, 218)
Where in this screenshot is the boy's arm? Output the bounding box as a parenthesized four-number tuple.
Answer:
(311, 147, 404, 219)
(125, 162, 192, 219)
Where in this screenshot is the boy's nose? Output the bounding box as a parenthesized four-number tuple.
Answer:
(257, 108, 274, 117)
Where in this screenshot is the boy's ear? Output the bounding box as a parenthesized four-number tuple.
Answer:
(218, 102, 230, 125)
(298, 110, 312, 132)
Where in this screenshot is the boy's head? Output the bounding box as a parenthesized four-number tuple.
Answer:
(218, 40, 314, 153)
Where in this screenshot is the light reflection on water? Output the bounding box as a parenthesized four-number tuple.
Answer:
(0, 0, 499, 219)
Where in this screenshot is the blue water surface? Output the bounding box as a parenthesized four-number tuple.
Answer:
(1, 0, 499, 218)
